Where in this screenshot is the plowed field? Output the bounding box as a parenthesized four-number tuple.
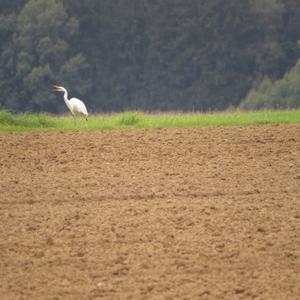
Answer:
(0, 125, 299, 300)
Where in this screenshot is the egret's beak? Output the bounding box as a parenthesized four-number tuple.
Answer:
(52, 85, 61, 92)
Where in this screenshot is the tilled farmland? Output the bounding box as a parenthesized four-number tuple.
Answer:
(0, 125, 299, 299)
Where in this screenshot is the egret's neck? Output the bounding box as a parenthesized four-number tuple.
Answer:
(62, 89, 72, 110)
(63, 89, 69, 103)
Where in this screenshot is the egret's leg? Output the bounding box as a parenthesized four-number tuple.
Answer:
(73, 115, 76, 126)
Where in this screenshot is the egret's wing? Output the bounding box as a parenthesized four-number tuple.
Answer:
(70, 98, 88, 116)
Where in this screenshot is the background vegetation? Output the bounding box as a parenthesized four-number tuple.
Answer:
(1, 0, 300, 113)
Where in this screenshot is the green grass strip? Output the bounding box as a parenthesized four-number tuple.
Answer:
(0, 110, 299, 132)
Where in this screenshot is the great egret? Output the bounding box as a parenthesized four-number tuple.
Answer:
(52, 85, 88, 122)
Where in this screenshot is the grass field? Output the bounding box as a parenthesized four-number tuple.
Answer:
(0, 109, 299, 132)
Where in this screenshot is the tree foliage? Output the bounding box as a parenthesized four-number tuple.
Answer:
(0, 0, 300, 113)
(240, 57, 300, 109)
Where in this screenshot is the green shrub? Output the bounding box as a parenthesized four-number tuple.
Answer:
(240, 58, 300, 110)
(117, 111, 144, 126)
(0, 110, 16, 125)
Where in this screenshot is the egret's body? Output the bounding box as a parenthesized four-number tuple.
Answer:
(53, 85, 88, 121)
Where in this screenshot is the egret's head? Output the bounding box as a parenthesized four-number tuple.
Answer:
(52, 85, 65, 92)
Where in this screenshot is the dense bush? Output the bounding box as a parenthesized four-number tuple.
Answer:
(240, 58, 300, 110)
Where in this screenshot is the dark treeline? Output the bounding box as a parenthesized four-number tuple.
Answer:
(1, 0, 300, 113)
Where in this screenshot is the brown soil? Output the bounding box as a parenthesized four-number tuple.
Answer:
(0, 125, 299, 300)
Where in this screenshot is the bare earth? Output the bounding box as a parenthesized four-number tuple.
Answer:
(0, 125, 299, 300)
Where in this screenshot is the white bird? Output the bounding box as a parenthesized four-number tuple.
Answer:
(53, 85, 88, 122)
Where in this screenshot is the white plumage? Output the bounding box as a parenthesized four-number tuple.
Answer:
(53, 85, 88, 120)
